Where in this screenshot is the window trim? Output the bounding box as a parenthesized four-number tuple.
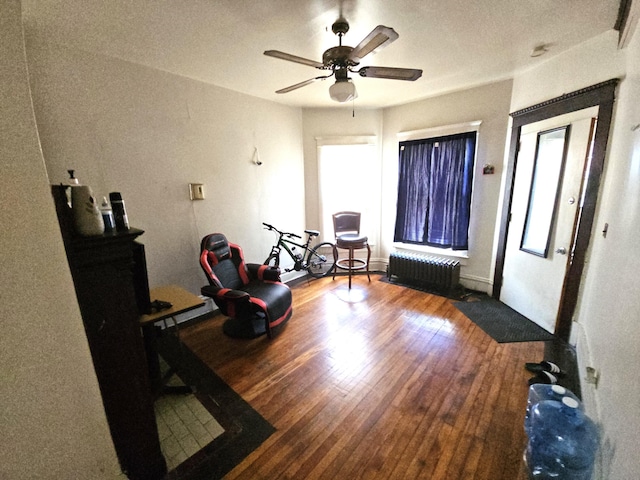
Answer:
(397, 120, 482, 142)
(315, 135, 376, 146)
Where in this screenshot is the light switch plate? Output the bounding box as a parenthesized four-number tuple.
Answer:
(189, 183, 205, 200)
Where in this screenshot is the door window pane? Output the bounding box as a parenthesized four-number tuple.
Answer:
(520, 126, 569, 257)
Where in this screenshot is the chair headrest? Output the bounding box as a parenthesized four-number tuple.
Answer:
(201, 233, 231, 261)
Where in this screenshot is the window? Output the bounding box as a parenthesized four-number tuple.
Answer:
(520, 126, 569, 257)
(394, 131, 477, 250)
(317, 137, 378, 243)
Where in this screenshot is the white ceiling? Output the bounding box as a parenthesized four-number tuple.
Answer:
(21, 0, 621, 109)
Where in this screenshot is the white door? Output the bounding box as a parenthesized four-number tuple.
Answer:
(500, 107, 598, 333)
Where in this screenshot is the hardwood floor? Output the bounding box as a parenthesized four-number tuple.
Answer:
(179, 274, 541, 479)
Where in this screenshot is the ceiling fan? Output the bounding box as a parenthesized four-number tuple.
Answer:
(264, 17, 423, 102)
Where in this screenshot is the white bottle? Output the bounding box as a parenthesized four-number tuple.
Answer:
(72, 185, 105, 236)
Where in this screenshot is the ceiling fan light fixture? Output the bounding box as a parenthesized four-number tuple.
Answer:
(329, 79, 357, 102)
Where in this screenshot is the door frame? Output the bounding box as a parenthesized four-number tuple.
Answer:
(492, 79, 618, 341)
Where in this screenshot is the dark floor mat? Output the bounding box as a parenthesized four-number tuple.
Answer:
(452, 296, 557, 343)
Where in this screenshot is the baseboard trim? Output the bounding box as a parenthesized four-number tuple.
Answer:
(459, 274, 493, 295)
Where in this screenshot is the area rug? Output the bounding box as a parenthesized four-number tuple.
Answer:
(157, 332, 275, 480)
(452, 296, 557, 343)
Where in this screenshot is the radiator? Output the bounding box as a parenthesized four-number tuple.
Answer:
(387, 252, 460, 293)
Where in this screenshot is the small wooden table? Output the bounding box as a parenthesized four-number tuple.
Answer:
(140, 285, 205, 327)
(140, 285, 205, 396)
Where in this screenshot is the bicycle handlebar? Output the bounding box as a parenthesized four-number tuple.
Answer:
(262, 222, 301, 239)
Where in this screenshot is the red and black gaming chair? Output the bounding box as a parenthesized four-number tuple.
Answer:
(199, 233, 292, 339)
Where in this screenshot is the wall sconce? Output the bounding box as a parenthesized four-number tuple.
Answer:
(253, 147, 263, 166)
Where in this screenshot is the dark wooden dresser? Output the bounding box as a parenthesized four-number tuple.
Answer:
(51, 186, 166, 480)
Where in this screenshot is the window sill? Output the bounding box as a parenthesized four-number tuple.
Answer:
(392, 243, 469, 263)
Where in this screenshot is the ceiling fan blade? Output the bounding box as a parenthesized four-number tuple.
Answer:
(275, 75, 332, 94)
(264, 50, 324, 69)
(349, 25, 399, 61)
(356, 66, 422, 81)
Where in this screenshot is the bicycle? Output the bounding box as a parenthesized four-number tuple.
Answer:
(262, 223, 335, 278)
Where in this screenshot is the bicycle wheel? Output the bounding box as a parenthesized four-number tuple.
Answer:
(306, 242, 335, 278)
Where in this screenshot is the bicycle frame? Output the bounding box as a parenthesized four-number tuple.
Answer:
(263, 223, 335, 278)
(266, 231, 312, 271)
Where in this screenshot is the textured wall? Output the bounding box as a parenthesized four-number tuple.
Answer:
(0, 1, 121, 477)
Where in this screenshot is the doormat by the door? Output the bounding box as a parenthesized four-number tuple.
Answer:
(452, 296, 556, 343)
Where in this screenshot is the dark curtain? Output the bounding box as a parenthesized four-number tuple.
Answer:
(394, 131, 476, 250)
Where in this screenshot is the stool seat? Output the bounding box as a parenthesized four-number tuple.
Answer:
(336, 234, 368, 249)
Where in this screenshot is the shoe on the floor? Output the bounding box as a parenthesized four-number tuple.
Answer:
(525, 360, 565, 377)
(528, 371, 558, 386)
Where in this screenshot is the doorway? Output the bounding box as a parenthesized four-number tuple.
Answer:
(493, 80, 617, 341)
(500, 108, 597, 333)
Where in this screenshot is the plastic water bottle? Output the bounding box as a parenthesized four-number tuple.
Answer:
(100, 196, 116, 231)
(525, 384, 582, 435)
(525, 397, 599, 479)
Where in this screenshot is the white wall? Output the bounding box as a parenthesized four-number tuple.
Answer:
(574, 30, 640, 480)
(510, 28, 640, 479)
(0, 1, 122, 478)
(382, 80, 514, 292)
(510, 30, 626, 111)
(25, 38, 306, 294)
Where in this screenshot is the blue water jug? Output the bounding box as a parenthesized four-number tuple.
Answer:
(525, 397, 599, 480)
(525, 384, 582, 435)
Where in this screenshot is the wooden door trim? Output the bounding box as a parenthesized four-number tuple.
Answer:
(492, 79, 618, 341)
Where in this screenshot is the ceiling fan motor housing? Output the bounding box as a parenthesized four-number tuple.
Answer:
(322, 46, 359, 69)
(334, 68, 349, 82)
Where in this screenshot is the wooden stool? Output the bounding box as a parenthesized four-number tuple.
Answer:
(333, 233, 371, 289)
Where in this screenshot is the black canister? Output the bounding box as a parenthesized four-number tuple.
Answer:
(109, 192, 130, 230)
